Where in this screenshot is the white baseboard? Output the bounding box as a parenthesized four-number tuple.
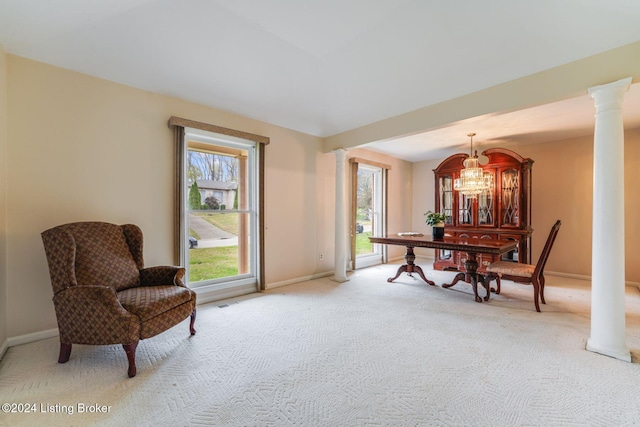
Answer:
(0, 328, 59, 360)
(266, 271, 333, 290)
(546, 270, 640, 288)
(8, 328, 59, 347)
(545, 270, 591, 283)
(0, 339, 8, 360)
(194, 282, 258, 305)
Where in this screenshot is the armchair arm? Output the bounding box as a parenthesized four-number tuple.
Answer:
(139, 266, 187, 288)
(52, 285, 139, 345)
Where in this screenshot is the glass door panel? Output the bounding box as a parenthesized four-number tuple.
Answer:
(477, 171, 495, 226)
(458, 193, 473, 225)
(356, 168, 375, 256)
(439, 176, 454, 225)
(501, 169, 520, 227)
(438, 175, 454, 261)
(354, 164, 384, 268)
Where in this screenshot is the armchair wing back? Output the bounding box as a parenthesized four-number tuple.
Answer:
(42, 222, 196, 377)
(44, 222, 141, 292)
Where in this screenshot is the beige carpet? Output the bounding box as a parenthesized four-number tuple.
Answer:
(1, 263, 640, 427)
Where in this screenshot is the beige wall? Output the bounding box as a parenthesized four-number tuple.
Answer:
(4, 55, 338, 337)
(413, 130, 640, 283)
(623, 129, 640, 283)
(0, 45, 8, 349)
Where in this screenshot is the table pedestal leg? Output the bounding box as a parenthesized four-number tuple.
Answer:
(442, 272, 467, 289)
(442, 252, 486, 303)
(387, 246, 435, 286)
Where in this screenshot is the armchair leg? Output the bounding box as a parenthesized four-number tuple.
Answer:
(190, 309, 197, 336)
(123, 342, 139, 378)
(58, 342, 72, 363)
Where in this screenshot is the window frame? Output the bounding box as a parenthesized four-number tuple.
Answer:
(169, 116, 268, 292)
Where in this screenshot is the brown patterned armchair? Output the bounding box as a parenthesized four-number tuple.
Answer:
(41, 221, 196, 378)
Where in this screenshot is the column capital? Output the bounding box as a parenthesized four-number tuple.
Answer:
(332, 148, 348, 161)
(589, 77, 632, 109)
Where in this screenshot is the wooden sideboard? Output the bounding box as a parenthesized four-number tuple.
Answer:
(432, 147, 533, 273)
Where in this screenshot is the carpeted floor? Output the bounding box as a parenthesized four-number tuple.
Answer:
(1, 263, 640, 427)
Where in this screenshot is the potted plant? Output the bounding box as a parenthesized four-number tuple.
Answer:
(424, 210, 446, 239)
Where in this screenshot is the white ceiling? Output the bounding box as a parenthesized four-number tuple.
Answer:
(1, 0, 640, 161)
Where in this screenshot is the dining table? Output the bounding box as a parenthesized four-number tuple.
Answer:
(369, 233, 518, 303)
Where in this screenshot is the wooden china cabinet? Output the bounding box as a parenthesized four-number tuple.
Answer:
(433, 147, 533, 273)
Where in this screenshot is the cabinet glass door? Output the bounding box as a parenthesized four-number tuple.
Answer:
(458, 193, 473, 225)
(477, 171, 495, 226)
(438, 176, 454, 225)
(501, 169, 520, 227)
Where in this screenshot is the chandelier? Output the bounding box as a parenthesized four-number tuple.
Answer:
(453, 133, 492, 198)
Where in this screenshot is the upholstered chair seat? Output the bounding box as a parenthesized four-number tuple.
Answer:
(486, 262, 535, 278)
(42, 221, 197, 377)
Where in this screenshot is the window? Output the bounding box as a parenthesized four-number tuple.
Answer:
(170, 117, 268, 299)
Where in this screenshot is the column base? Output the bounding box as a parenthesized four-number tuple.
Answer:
(330, 275, 349, 283)
(586, 338, 631, 362)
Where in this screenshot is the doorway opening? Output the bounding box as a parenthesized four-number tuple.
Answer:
(351, 159, 388, 269)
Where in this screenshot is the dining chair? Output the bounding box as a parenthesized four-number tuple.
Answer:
(484, 220, 562, 312)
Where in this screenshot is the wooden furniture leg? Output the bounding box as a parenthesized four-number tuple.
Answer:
(465, 254, 482, 303)
(190, 309, 197, 335)
(442, 253, 484, 303)
(479, 273, 490, 301)
(123, 341, 139, 378)
(387, 246, 435, 286)
(58, 342, 72, 363)
(532, 278, 541, 313)
(442, 272, 467, 289)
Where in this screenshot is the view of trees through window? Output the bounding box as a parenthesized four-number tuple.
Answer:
(353, 162, 385, 270)
(188, 151, 238, 183)
(355, 169, 374, 255)
(187, 147, 247, 284)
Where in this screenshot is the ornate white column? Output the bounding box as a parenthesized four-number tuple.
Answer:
(586, 77, 631, 362)
(332, 149, 349, 282)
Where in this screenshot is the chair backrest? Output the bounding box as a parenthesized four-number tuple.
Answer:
(42, 222, 144, 294)
(533, 220, 562, 278)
